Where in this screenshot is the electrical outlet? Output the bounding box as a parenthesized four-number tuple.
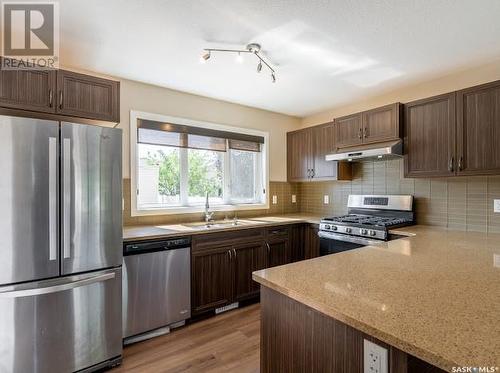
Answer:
(494, 254, 500, 268)
(494, 199, 500, 213)
(272, 195, 278, 205)
(291, 194, 297, 203)
(364, 339, 388, 373)
(323, 195, 329, 205)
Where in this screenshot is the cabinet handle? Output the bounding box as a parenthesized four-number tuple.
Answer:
(228, 249, 232, 260)
(266, 242, 271, 253)
(358, 128, 362, 139)
(48, 89, 53, 107)
(458, 156, 464, 171)
(311, 169, 315, 178)
(448, 156, 454, 173)
(59, 90, 63, 109)
(364, 127, 368, 138)
(232, 248, 237, 258)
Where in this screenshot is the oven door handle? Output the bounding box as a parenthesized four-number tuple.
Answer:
(318, 231, 381, 246)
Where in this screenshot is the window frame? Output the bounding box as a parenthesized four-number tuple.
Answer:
(130, 110, 270, 216)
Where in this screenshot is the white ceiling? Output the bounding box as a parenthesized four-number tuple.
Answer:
(60, 0, 500, 117)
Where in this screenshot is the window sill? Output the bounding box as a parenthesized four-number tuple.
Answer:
(131, 202, 270, 217)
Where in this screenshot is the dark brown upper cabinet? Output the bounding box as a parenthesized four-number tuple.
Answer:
(0, 58, 120, 123)
(456, 80, 500, 175)
(287, 122, 352, 182)
(404, 93, 456, 178)
(404, 79, 500, 178)
(57, 70, 120, 122)
(0, 58, 57, 113)
(334, 103, 401, 149)
(362, 103, 401, 144)
(334, 113, 363, 148)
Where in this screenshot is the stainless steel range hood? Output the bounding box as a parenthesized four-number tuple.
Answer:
(325, 139, 403, 162)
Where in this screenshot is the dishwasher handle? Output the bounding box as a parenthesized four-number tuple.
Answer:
(124, 237, 191, 256)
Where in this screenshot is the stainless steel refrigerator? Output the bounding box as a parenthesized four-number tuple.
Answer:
(0, 115, 123, 372)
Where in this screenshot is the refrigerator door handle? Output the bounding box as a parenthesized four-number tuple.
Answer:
(0, 272, 115, 298)
(63, 137, 71, 259)
(48, 137, 57, 261)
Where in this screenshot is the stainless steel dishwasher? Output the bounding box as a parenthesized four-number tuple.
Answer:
(122, 237, 191, 344)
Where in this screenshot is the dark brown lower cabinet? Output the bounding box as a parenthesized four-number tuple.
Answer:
(260, 287, 445, 373)
(305, 224, 320, 259)
(234, 241, 268, 302)
(191, 246, 234, 314)
(267, 238, 290, 268)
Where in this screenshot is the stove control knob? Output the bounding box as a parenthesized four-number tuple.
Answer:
(324, 224, 331, 230)
(345, 227, 352, 233)
(331, 225, 338, 231)
(361, 229, 368, 235)
(369, 230, 377, 237)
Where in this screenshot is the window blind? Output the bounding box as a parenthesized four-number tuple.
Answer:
(137, 119, 263, 152)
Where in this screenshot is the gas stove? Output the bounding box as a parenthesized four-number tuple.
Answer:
(319, 195, 414, 242)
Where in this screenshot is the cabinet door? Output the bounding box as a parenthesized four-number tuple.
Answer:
(304, 225, 320, 259)
(404, 93, 456, 177)
(334, 113, 362, 148)
(287, 129, 312, 181)
(457, 80, 500, 175)
(362, 103, 401, 144)
(267, 238, 290, 268)
(233, 241, 268, 301)
(57, 70, 120, 122)
(0, 58, 56, 113)
(312, 122, 338, 180)
(289, 225, 305, 263)
(191, 247, 233, 314)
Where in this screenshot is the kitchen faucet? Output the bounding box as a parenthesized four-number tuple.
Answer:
(204, 192, 214, 224)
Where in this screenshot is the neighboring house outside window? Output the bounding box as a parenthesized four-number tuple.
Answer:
(130, 111, 269, 216)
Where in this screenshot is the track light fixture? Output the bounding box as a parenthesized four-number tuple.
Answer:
(200, 43, 276, 83)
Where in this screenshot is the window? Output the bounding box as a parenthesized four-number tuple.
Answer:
(131, 112, 268, 215)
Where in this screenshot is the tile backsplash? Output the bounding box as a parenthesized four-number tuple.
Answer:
(298, 159, 500, 233)
(123, 159, 500, 233)
(122, 180, 300, 226)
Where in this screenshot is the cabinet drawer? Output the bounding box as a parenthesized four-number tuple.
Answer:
(192, 228, 264, 251)
(266, 226, 290, 239)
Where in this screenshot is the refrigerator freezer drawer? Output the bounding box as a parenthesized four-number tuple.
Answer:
(0, 268, 122, 373)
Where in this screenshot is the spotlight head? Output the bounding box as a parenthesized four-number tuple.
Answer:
(271, 73, 276, 83)
(202, 51, 211, 61)
(257, 61, 262, 73)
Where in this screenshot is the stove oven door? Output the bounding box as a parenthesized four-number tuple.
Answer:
(318, 231, 380, 256)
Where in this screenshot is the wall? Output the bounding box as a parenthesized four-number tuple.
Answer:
(301, 58, 500, 127)
(118, 79, 301, 181)
(298, 159, 500, 233)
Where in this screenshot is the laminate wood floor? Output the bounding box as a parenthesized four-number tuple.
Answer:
(113, 304, 260, 373)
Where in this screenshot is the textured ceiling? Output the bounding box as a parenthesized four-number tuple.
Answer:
(60, 0, 500, 116)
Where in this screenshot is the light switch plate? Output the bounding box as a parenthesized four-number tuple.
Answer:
(272, 195, 278, 205)
(364, 339, 388, 373)
(494, 199, 500, 213)
(323, 195, 329, 205)
(494, 254, 500, 268)
(292, 195, 297, 203)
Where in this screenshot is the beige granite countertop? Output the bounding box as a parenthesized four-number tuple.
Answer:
(123, 214, 321, 242)
(253, 225, 500, 371)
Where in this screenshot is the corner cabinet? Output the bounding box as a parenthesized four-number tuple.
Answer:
(0, 58, 120, 123)
(287, 122, 352, 182)
(404, 79, 500, 178)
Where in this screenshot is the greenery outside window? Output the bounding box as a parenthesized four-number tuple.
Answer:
(130, 111, 269, 215)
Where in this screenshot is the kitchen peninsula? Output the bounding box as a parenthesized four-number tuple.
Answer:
(253, 226, 500, 372)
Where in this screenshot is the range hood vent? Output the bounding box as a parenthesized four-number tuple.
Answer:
(325, 139, 403, 162)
